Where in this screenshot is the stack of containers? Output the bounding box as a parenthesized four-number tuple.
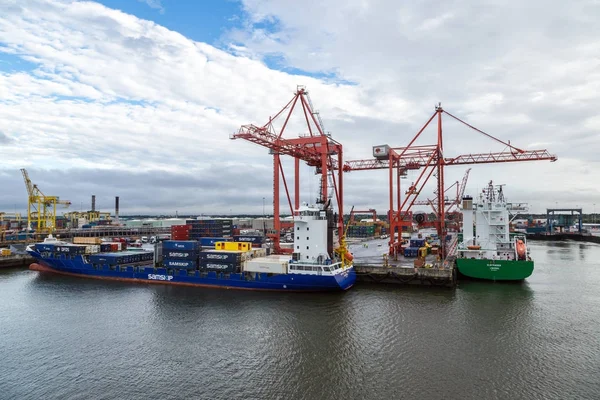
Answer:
(187, 219, 233, 240)
(403, 238, 426, 258)
(347, 225, 376, 238)
(199, 249, 244, 273)
(403, 247, 418, 257)
(162, 240, 199, 269)
(171, 224, 192, 240)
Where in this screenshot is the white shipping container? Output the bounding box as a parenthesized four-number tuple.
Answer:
(85, 245, 100, 254)
(244, 257, 288, 274)
(251, 248, 267, 258)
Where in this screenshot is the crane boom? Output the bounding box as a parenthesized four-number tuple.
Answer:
(343, 149, 556, 171)
(20, 168, 34, 198)
(20, 168, 71, 234)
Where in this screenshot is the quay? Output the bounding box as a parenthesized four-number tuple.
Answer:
(527, 233, 600, 244)
(354, 261, 456, 287)
(349, 238, 457, 287)
(0, 254, 35, 269)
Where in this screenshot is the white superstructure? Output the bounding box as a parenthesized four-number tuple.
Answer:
(292, 205, 329, 264)
(458, 181, 529, 261)
(243, 202, 353, 276)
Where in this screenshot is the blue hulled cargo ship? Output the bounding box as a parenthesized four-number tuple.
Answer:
(27, 205, 355, 292)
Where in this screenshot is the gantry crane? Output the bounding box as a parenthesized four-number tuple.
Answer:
(231, 86, 344, 254)
(21, 168, 71, 233)
(348, 209, 378, 224)
(343, 104, 557, 258)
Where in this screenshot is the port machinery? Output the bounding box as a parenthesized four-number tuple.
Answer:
(231, 86, 345, 255)
(341, 104, 557, 259)
(232, 89, 557, 262)
(21, 168, 71, 234)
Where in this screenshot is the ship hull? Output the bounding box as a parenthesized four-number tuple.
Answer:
(456, 258, 534, 281)
(28, 257, 356, 292)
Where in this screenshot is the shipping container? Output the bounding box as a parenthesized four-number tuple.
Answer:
(73, 237, 102, 245)
(89, 251, 152, 265)
(108, 243, 122, 252)
(164, 259, 197, 269)
(199, 237, 231, 247)
(251, 248, 267, 258)
(215, 242, 251, 252)
(85, 245, 100, 254)
(199, 250, 243, 263)
(100, 243, 112, 252)
(410, 239, 425, 248)
(233, 235, 264, 244)
(171, 233, 190, 241)
(164, 250, 198, 260)
(163, 240, 200, 251)
(198, 262, 238, 273)
(244, 257, 288, 274)
(403, 247, 420, 258)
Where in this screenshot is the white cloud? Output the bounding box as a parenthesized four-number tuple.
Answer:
(0, 0, 596, 215)
(138, 0, 164, 14)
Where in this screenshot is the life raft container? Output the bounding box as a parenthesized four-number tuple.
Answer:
(516, 239, 526, 260)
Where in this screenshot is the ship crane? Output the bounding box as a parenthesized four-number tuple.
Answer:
(342, 105, 557, 258)
(21, 168, 71, 234)
(231, 86, 344, 254)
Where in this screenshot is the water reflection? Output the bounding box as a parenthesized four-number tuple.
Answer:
(2, 242, 600, 400)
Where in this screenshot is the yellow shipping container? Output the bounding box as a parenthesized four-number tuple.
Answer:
(215, 241, 251, 252)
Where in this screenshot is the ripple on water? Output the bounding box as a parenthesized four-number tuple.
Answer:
(1, 243, 600, 399)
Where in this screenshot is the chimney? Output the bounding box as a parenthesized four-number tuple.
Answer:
(91, 195, 96, 212)
(115, 196, 120, 223)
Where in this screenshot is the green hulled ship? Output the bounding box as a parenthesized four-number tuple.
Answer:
(456, 181, 533, 281)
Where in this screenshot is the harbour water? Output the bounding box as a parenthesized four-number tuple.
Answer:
(1, 241, 599, 400)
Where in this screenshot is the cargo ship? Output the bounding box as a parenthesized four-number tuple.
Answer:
(26, 204, 356, 292)
(456, 181, 534, 281)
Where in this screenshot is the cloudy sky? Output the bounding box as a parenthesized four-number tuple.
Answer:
(0, 0, 598, 216)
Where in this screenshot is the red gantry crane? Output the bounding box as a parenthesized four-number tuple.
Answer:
(348, 209, 378, 224)
(231, 86, 344, 254)
(343, 104, 557, 258)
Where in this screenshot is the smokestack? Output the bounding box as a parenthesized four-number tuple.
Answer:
(115, 196, 120, 223)
(91, 195, 96, 212)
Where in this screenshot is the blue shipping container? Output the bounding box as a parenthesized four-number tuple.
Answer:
(233, 235, 264, 244)
(403, 247, 419, 258)
(163, 240, 200, 251)
(199, 262, 237, 273)
(164, 250, 197, 260)
(199, 237, 232, 247)
(100, 243, 112, 252)
(199, 251, 242, 263)
(410, 239, 425, 248)
(164, 259, 197, 269)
